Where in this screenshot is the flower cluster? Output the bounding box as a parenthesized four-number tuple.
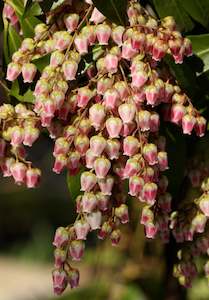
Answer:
(3, 2, 19, 26)
(0, 0, 207, 295)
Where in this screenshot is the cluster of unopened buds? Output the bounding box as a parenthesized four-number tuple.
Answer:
(1, 0, 207, 295)
(172, 177, 209, 287)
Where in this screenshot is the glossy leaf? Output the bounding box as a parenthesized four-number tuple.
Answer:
(3, 18, 9, 64)
(153, 0, 194, 32)
(92, 0, 128, 25)
(67, 170, 83, 202)
(20, 16, 41, 37)
(32, 54, 51, 72)
(188, 34, 209, 74)
(23, 1, 42, 18)
(10, 80, 35, 103)
(8, 23, 22, 56)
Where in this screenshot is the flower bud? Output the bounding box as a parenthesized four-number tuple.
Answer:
(115, 204, 129, 224)
(74, 34, 89, 55)
(138, 110, 151, 131)
(90, 8, 106, 24)
(129, 175, 144, 196)
(89, 103, 106, 130)
(67, 151, 80, 172)
(114, 81, 129, 99)
(64, 14, 79, 32)
(74, 219, 90, 240)
(6, 62, 21, 81)
(150, 112, 160, 132)
(1, 157, 15, 177)
(106, 117, 122, 138)
(105, 54, 119, 73)
(194, 116, 206, 137)
(10, 162, 27, 184)
(53, 227, 69, 248)
(26, 168, 41, 188)
(81, 172, 97, 192)
(90, 135, 106, 156)
(68, 268, 80, 289)
(105, 139, 120, 160)
(110, 229, 121, 246)
(53, 31, 72, 51)
(98, 221, 112, 239)
(142, 182, 158, 205)
(54, 248, 66, 268)
(52, 269, 67, 295)
(131, 70, 148, 89)
(145, 223, 158, 239)
(23, 126, 39, 147)
(122, 40, 137, 60)
(118, 103, 136, 124)
(53, 154, 67, 174)
(85, 149, 97, 169)
(182, 114, 196, 135)
(124, 157, 140, 178)
(152, 39, 168, 61)
(74, 135, 89, 156)
(77, 86, 93, 108)
(69, 240, 85, 261)
(192, 213, 207, 233)
(112, 26, 125, 46)
(123, 136, 140, 156)
(82, 192, 97, 213)
(53, 137, 69, 156)
(141, 206, 154, 225)
(199, 195, 209, 217)
(170, 103, 186, 124)
(50, 51, 65, 67)
(22, 63, 37, 83)
(97, 77, 114, 94)
(98, 175, 114, 196)
(94, 157, 111, 179)
(86, 211, 102, 230)
(96, 24, 111, 45)
(143, 143, 158, 165)
(158, 151, 168, 171)
(104, 88, 120, 110)
(62, 59, 78, 81)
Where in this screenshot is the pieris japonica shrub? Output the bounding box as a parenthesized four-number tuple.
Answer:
(1, 0, 209, 295)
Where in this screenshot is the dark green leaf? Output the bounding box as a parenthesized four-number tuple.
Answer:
(8, 23, 22, 56)
(10, 80, 35, 103)
(188, 34, 209, 74)
(23, 1, 42, 18)
(20, 16, 41, 37)
(67, 169, 83, 201)
(32, 54, 51, 72)
(92, 0, 128, 25)
(164, 55, 199, 99)
(181, 0, 209, 30)
(153, 0, 194, 32)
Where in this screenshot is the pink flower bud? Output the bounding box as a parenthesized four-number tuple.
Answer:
(112, 26, 125, 46)
(53, 227, 69, 248)
(106, 117, 122, 138)
(53, 154, 67, 174)
(69, 240, 85, 261)
(74, 135, 89, 156)
(145, 85, 159, 106)
(170, 103, 186, 124)
(58, 102, 70, 121)
(64, 14, 79, 32)
(98, 175, 114, 195)
(131, 32, 145, 50)
(52, 269, 67, 295)
(105, 54, 119, 73)
(96, 24, 111, 45)
(122, 40, 137, 60)
(141, 206, 154, 225)
(90, 135, 106, 156)
(51, 90, 65, 110)
(50, 51, 65, 67)
(104, 88, 120, 110)
(90, 8, 106, 24)
(34, 79, 50, 96)
(21, 38, 34, 52)
(81, 171, 97, 192)
(68, 268, 80, 289)
(143, 167, 155, 183)
(97, 77, 114, 94)
(184, 38, 193, 57)
(85, 149, 97, 169)
(94, 157, 111, 179)
(123, 136, 140, 156)
(86, 211, 102, 230)
(114, 81, 129, 99)
(53, 137, 69, 156)
(62, 59, 78, 81)
(22, 63, 37, 83)
(115, 204, 129, 224)
(26, 168, 41, 188)
(43, 98, 56, 117)
(0, 139, 6, 157)
(98, 221, 112, 239)
(192, 213, 207, 233)
(64, 125, 77, 139)
(6, 63, 21, 81)
(182, 114, 196, 135)
(143, 143, 158, 165)
(150, 112, 160, 132)
(121, 122, 136, 137)
(1, 157, 15, 177)
(77, 86, 93, 108)
(158, 151, 168, 171)
(110, 229, 121, 246)
(194, 116, 206, 137)
(129, 175, 144, 196)
(142, 182, 158, 205)
(23, 126, 39, 147)
(82, 192, 97, 213)
(74, 219, 90, 240)
(74, 34, 89, 55)
(53, 31, 72, 51)
(145, 223, 158, 239)
(118, 103, 136, 124)
(97, 192, 110, 211)
(89, 103, 106, 130)
(138, 110, 151, 131)
(131, 70, 148, 89)
(54, 248, 66, 268)
(3, 3, 15, 19)
(152, 39, 168, 61)
(10, 161, 27, 184)
(105, 139, 120, 160)
(67, 151, 80, 171)
(124, 158, 140, 178)
(199, 195, 209, 217)
(81, 26, 97, 45)
(40, 113, 53, 127)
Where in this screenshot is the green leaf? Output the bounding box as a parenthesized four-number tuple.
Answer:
(92, 0, 128, 25)
(67, 169, 84, 201)
(23, 2, 42, 18)
(8, 23, 22, 56)
(32, 54, 51, 72)
(3, 18, 9, 64)
(181, 0, 209, 30)
(164, 55, 199, 99)
(188, 34, 209, 74)
(20, 16, 41, 37)
(10, 80, 35, 103)
(153, 0, 194, 32)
